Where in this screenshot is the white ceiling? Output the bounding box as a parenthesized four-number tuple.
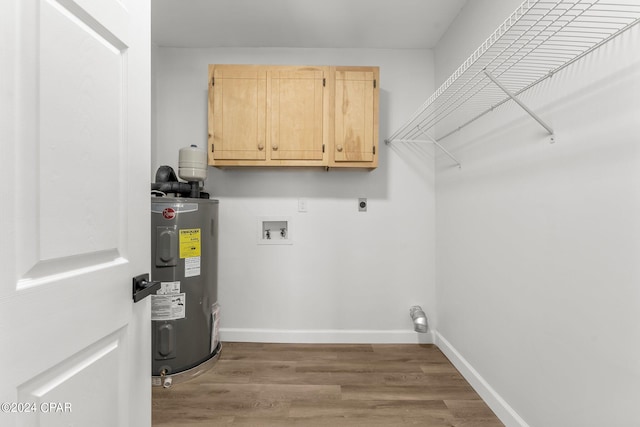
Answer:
(152, 0, 468, 49)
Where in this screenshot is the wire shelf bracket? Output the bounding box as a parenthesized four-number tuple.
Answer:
(417, 127, 462, 168)
(385, 0, 640, 156)
(387, 128, 463, 168)
(482, 68, 555, 144)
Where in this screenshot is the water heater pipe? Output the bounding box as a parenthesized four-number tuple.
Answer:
(151, 165, 203, 198)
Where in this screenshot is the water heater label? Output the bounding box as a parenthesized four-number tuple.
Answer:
(157, 281, 181, 295)
(179, 228, 201, 258)
(184, 256, 201, 278)
(151, 293, 186, 321)
(211, 303, 221, 353)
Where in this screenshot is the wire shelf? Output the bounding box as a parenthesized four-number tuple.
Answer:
(386, 0, 640, 146)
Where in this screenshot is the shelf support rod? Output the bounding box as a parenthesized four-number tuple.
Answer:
(416, 127, 462, 169)
(483, 68, 555, 141)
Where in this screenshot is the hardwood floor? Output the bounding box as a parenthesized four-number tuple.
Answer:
(152, 343, 503, 426)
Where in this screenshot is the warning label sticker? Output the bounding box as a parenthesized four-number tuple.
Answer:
(211, 303, 221, 352)
(179, 228, 201, 258)
(185, 256, 201, 278)
(151, 293, 186, 321)
(156, 281, 181, 295)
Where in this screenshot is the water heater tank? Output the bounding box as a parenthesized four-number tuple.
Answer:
(178, 145, 207, 182)
(150, 197, 220, 386)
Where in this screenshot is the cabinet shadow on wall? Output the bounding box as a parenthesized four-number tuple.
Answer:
(204, 89, 391, 200)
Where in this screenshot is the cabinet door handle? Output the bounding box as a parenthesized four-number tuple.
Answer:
(336, 145, 343, 152)
(272, 144, 278, 151)
(258, 143, 264, 151)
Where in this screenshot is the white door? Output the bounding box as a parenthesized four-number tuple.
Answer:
(0, 0, 151, 426)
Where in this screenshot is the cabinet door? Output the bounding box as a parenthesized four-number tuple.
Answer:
(334, 68, 378, 165)
(270, 69, 324, 161)
(209, 66, 267, 161)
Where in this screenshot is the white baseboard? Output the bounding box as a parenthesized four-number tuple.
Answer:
(220, 328, 434, 344)
(434, 332, 529, 427)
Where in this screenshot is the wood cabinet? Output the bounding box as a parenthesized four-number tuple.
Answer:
(208, 64, 379, 169)
(329, 67, 379, 168)
(209, 66, 267, 161)
(269, 69, 325, 162)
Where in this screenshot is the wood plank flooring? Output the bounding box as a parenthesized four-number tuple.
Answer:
(152, 343, 503, 426)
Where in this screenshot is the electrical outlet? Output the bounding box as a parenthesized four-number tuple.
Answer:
(298, 198, 308, 213)
(358, 198, 367, 212)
